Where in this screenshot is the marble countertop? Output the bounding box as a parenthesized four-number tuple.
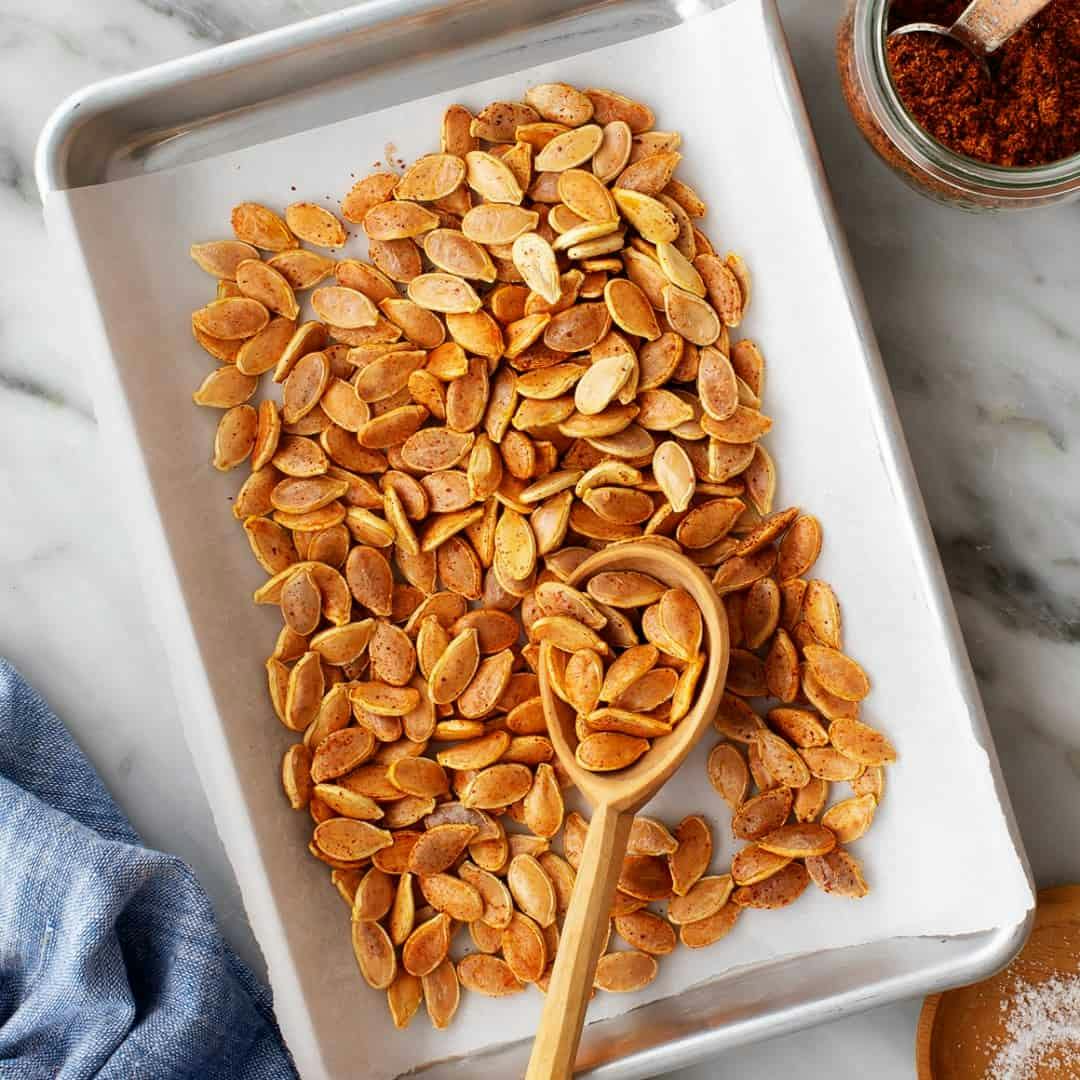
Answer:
(5, 0, 1078, 1076)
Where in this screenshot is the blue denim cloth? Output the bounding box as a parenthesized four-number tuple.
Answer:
(0, 658, 297, 1080)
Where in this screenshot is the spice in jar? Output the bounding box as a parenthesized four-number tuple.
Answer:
(886, 0, 1080, 167)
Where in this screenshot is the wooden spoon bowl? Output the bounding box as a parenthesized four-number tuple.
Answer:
(526, 541, 729, 1080)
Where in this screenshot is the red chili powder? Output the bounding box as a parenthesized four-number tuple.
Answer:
(886, 0, 1080, 166)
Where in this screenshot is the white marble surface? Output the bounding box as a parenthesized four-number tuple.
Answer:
(3, 0, 1078, 1076)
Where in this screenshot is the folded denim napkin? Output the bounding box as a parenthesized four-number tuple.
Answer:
(0, 658, 297, 1080)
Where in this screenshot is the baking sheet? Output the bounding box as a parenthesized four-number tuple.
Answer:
(44, 0, 1033, 1076)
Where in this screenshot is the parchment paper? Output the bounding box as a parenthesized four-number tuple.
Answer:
(44, 0, 1033, 1076)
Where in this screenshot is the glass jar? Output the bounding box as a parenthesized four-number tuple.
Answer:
(837, 0, 1080, 210)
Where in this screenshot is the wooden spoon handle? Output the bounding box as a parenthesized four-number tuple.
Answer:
(952, 0, 1052, 57)
(525, 803, 633, 1080)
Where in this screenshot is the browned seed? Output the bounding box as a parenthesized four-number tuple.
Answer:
(507, 853, 557, 927)
(213, 405, 258, 471)
(851, 764, 885, 807)
(712, 691, 764, 743)
(422, 958, 461, 1029)
(314, 780, 383, 820)
(678, 901, 741, 948)
(616, 149, 682, 196)
(791, 777, 828, 823)
(612, 668, 678, 713)
(244, 514, 295, 583)
(821, 793, 877, 843)
(667, 875, 734, 926)
(402, 912, 452, 977)
(457, 649, 515, 719)
(765, 629, 801, 703)
(386, 970, 423, 1030)
(353, 866, 396, 922)
(730, 844, 792, 886)
(435, 730, 510, 772)
(191, 238, 262, 279)
(537, 852, 576, 915)
(584, 707, 669, 739)
(768, 707, 829, 749)
(419, 872, 484, 922)
(804, 848, 870, 898)
(368, 830, 419, 874)
(576, 732, 649, 772)
(801, 746, 865, 782)
(803, 664, 862, 722)
(531, 615, 607, 655)
(583, 486, 655, 525)
(470, 919, 505, 959)
(281, 743, 313, 810)
(310, 727, 376, 783)
(803, 645, 872, 703)
(777, 514, 823, 581)
(753, 730, 812, 788)
(733, 861, 810, 910)
(732, 787, 794, 842)
(313, 818, 393, 862)
(429, 627, 481, 705)
(523, 763, 564, 839)
(407, 823, 478, 875)
(457, 954, 525, 997)
(618, 854, 674, 901)
(598, 645, 658, 705)
(586, 571, 665, 608)
(758, 822, 837, 858)
(658, 588, 703, 659)
(462, 763, 534, 809)
(285, 651, 325, 730)
(706, 742, 749, 810)
(230, 202, 296, 251)
(192, 364, 258, 409)
(457, 860, 513, 929)
(614, 908, 677, 955)
(593, 950, 658, 993)
(508, 835, 550, 862)
(501, 911, 548, 983)
(350, 681, 420, 717)
(352, 919, 397, 989)
(561, 811, 587, 869)
(505, 696, 546, 735)
(387, 754, 447, 798)
(468, 826, 510, 875)
(279, 569, 321, 636)
(668, 815, 712, 897)
(803, 579, 842, 649)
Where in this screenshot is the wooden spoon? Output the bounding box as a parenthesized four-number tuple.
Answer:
(525, 541, 729, 1080)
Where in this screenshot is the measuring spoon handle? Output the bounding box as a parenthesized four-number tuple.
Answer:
(525, 803, 633, 1080)
(951, 0, 1053, 57)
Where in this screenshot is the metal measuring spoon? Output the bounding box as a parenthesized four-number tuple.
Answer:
(889, 0, 1053, 75)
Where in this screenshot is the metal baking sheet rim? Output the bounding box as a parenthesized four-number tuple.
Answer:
(35, 1, 1034, 1076)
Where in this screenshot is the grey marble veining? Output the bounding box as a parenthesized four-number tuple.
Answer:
(3, 1, 1078, 1077)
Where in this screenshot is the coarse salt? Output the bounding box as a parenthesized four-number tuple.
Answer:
(986, 974, 1080, 1079)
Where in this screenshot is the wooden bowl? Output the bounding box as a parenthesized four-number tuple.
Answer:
(917, 885, 1079, 1079)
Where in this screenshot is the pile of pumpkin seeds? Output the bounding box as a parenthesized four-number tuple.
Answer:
(188, 81, 896, 1030)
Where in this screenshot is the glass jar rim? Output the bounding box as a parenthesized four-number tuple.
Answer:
(852, 0, 1080, 198)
